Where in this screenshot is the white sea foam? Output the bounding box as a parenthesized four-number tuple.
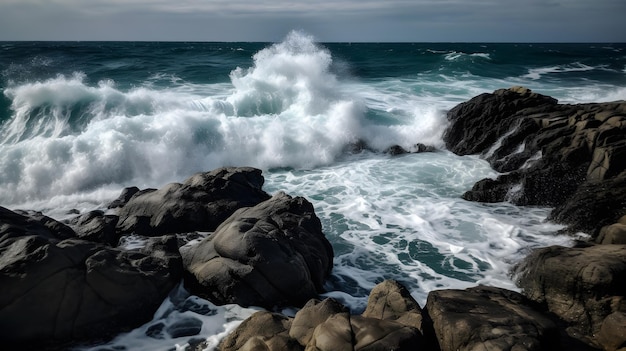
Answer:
(264, 152, 573, 307)
(2, 31, 443, 207)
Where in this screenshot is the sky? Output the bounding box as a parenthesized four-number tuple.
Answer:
(0, 0, 625, 42)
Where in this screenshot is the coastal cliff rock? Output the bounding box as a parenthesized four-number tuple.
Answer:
(182, 192, 334, 309)
(0, 208, 182, 348)
(115, 167, 271, 236)
(444, 87, 626, 235)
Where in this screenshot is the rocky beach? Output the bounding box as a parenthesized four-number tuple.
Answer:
(1, 87, 624, 350)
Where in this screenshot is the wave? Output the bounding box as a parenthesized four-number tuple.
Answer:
(522, 62, 604, 80)
(444, 51, 491, 61)
(0, 31, 448, 207)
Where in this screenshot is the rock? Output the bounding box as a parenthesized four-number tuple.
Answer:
(550, 174, 626, 237)
(384, 145, 408, 155)
(362, 279, 423, 331)
(597, 312, 626, 351)
(115, 167, 270, 236)
(515, 245, 626, 340)
(0, 208, 183, 348)
(107, 186, 140, 209)
(219, 311, 300, 351)
(220, 280, 424, 351)
(1, 206, 76, 240)
(183, 192, 333, 308)
(444, 87, 626, 234)
(597, 222, 626, 245)
(67, 210, 119, 245)
(289, 298, 349, 346)
(425, 286, 560, 351)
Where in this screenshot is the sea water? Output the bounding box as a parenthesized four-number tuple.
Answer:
(1, 32, 625, 350)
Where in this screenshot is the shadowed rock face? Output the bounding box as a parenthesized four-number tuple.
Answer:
(115, 167, 271, 236)
(444, 87, 626, 235)
(182, 192, 334, 309)
(0, 208, 182, 348)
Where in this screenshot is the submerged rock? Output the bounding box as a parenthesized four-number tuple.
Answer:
(183, 192, 333, 308)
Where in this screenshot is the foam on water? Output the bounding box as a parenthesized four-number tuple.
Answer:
(264, 152, 573, 309)
(0, 32, 459, 209)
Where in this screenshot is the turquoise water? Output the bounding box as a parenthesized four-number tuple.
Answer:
(1, 32, 625, 350)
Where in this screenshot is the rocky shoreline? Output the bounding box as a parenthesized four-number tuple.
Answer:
(1, 88, 624, 350)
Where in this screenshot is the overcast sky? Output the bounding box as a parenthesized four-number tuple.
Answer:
(1, 0, 624, 42)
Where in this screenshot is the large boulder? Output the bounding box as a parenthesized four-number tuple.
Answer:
(515, 244, 626, 347)
(424, 286, 560, 351)
(115, 167, 270, 236)
(67, 210, 119, 245)
(0, 208, 182, 348)
(183, 192, 333, 308)
(220, 280, 424, 351)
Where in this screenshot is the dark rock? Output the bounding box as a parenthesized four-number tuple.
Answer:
(350, 315, 422, 351)
(107, 186, 141, 209)
(597, 217, 626, 244)
(425, 286, 560, 351)
(67, 210, 119, 245)
(115, 167, 270, 236)
(1, 206, 76, 240)
(444, 87, 626, 233)
(412, 143, 436, 153)
(515, 245, 626, 341)
(444, 86, 558, 156)
(165, 317, 203, 338)
(550, 174, 626, 237)
(183, 192, 333, 308)
(384, 145, 408, 155)
(0, 208, 183, 348)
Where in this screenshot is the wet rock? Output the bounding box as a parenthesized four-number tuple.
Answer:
(1, 206, 76, 240)
(362, 279, 423, 331)
(183, 192, 333, 308)
(220, 311, 300, 351)
(67, 210, 119, 245)
(115, 167, 270, 236)
(220, 280, 424, 351)
(0, 208, 182, 348)
(444, 87, 626, 234)
(107, 186, 140, 209)
(515, 244, 626, 341)
(425, 286, 560, 351)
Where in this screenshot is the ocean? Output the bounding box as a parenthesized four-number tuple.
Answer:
(1, 31, 625, 350)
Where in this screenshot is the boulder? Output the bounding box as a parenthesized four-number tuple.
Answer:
(67, 210, 119, 245)
(115, 167, 270, 236)
(1, 206, 75, 240)
(183, 192, 333, 308)
(362, 279, 423, 332)
(0, 208, 183, 348)
(597, 311, 626, 351)
(424, 286, 560, 351)
(220, 280, 425, 351)
(515, 245, 626, 340)
(597, 216, 626, 244)
(220, 311, 300, 351)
